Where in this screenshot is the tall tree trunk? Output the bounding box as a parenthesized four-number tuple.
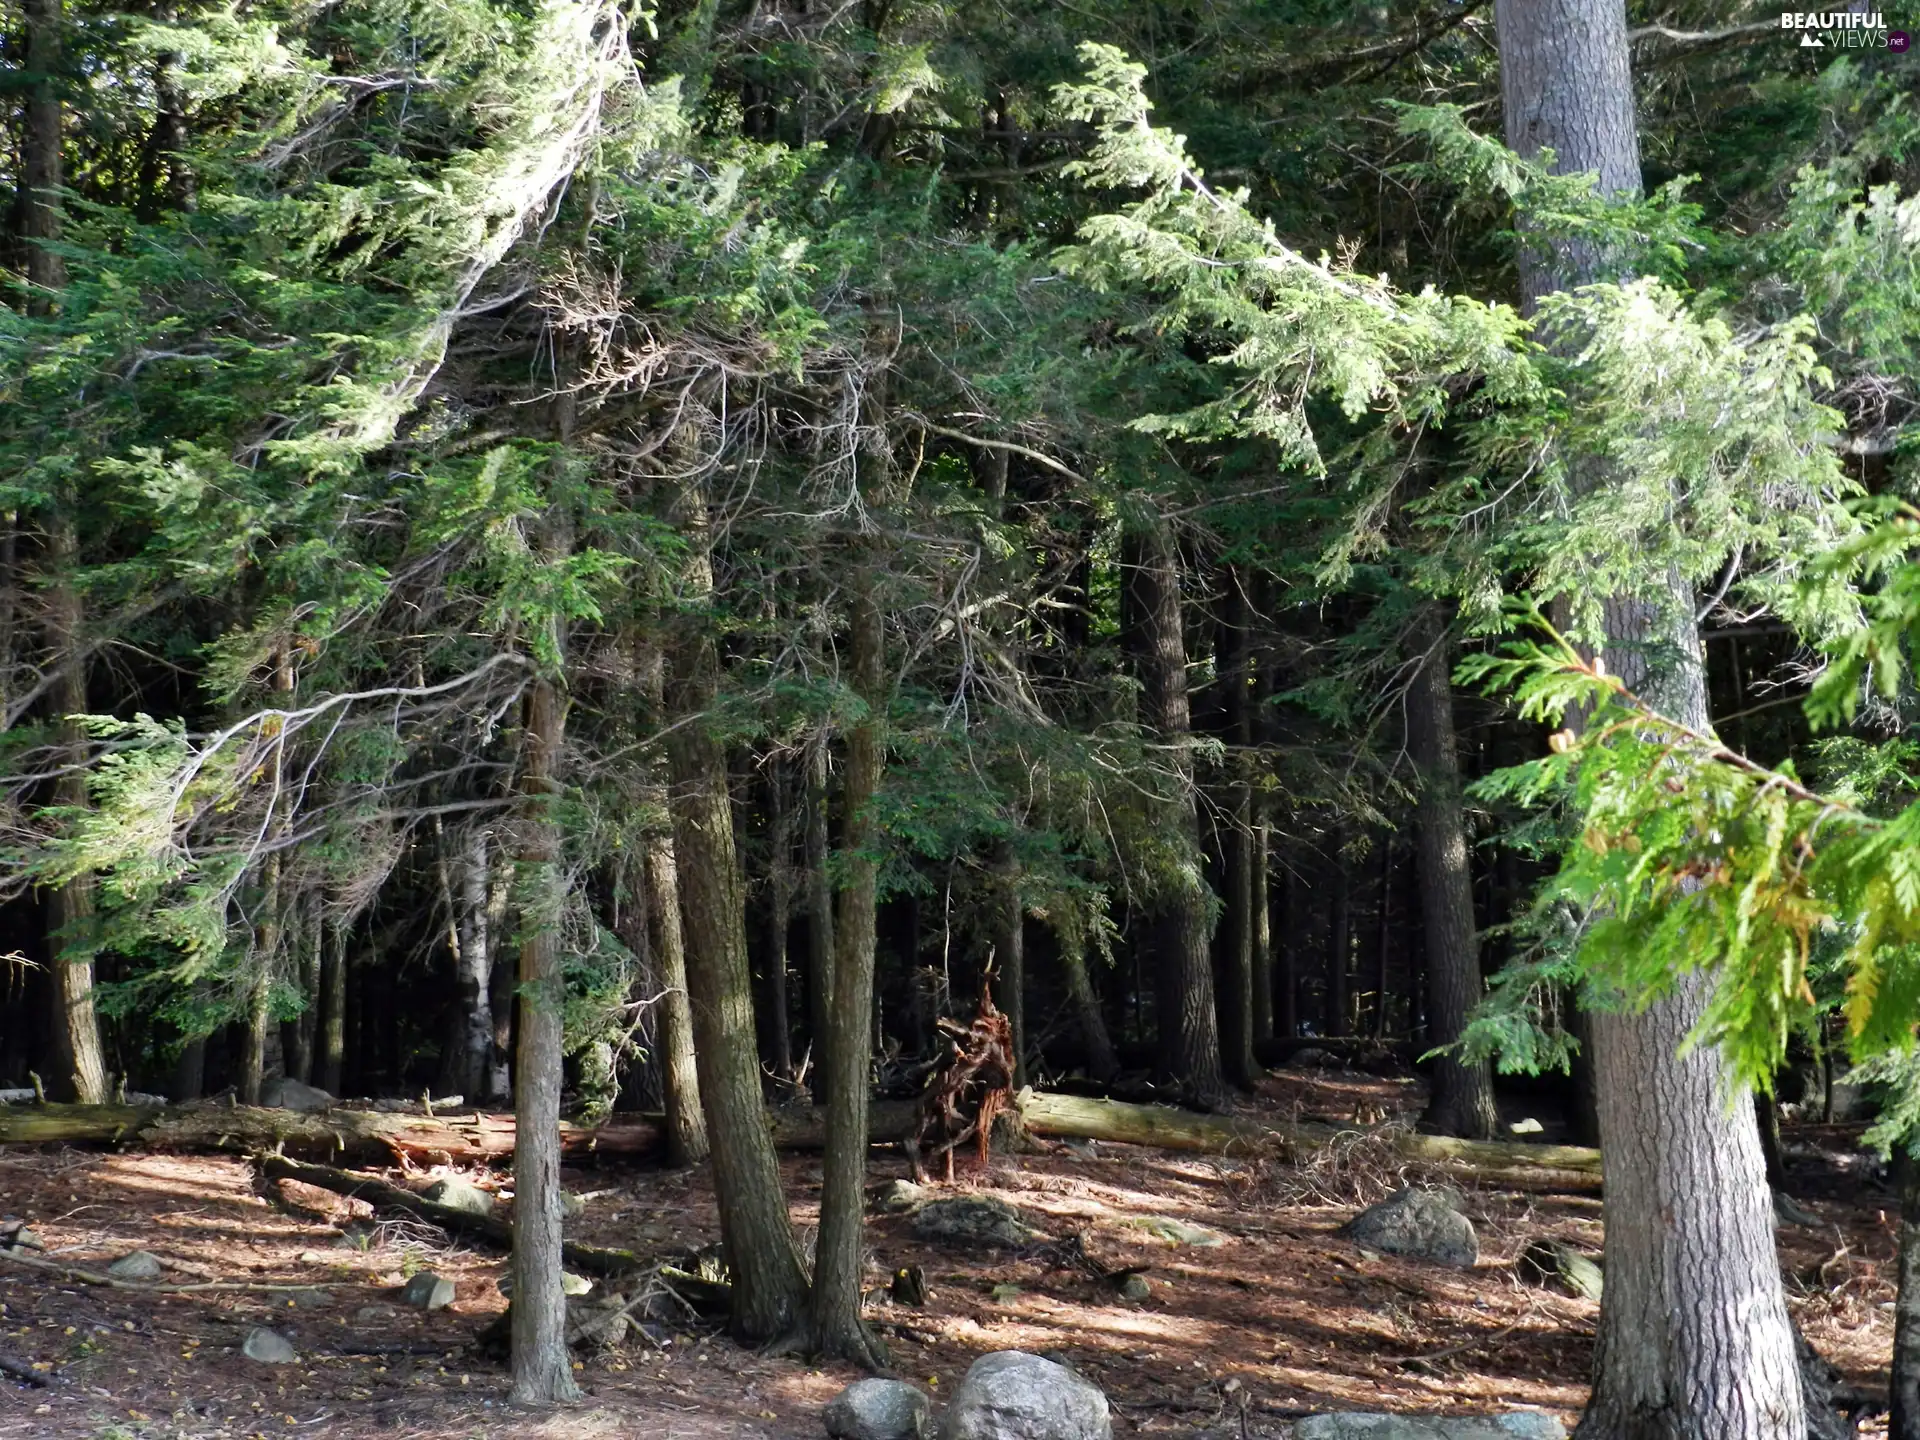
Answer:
(507, 355, 581, 1402)
(1326, 843, 1351, 1037)
(1123, 517, 1225, 1107)
(21, 0, 66, 307)
(992, 851, 1027, 1090)
(241, 651, 295, 1106)
(1277, 862, 1299, 1039)
(1251, 812, 1273, 1046)
(1407, 611, 1498, 1139)
(1893, 1149, 1920, 1440)
(485, 853, 515, 1103)
(1496, 5, 1804, 1434)
(286, 893, 320, 1086)
(665, 461, 808, 1344)
(637, 639, 708, 1166)
(759, 757, 795, 1081)
(1216, 568, 1260, 1089)
(804, 736, 835, 1098)
(44, 516, 108, 1105)
(506, 654, 579, 1405)
(437, 826, 496, 1100)
(1372, 841, 1393, 1040)
(318, 917, 346, 1097)
(804, 571, 887, 1367)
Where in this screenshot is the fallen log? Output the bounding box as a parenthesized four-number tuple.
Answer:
(0, 1100, 666, 1165)
(0, 1092, 1601, 1190)
(255, 1154, 646, 1277)
(1012, 1091, 1602, 1191)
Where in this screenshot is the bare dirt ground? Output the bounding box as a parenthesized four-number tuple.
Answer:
(0, 1069, 1899, 1440)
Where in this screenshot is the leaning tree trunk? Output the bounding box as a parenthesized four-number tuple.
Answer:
(636, 638, 708, 1167)
(1123, 516, 1225, 1108)
(1055, 916, 1119, 1083)
(665, 459, 809, 1344)
(1496, 4, 1805, 1434)
(805, 570, 888, 1368)
(1406, 609, 1498, 1140)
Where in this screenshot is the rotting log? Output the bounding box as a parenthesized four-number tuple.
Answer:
(0, 1093, 1602, 1191)
(255, 1154, 645, 1277)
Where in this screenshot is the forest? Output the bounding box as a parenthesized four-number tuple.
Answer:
(1, 0, 1918, 1436)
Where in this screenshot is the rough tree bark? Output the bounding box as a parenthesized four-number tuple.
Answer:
(1123, 515, 1225, 1107)
(804, 570, 887, 1366)
(637, 640, 708, 1167)
(665, 456, 809, 1344)
(1495, 3, 1805, 1434)
(1406, 609, 1498, 1140)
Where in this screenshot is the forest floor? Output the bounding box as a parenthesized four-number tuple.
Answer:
(0, 1068, 1900, 1440)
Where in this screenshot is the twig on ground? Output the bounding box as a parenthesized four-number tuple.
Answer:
(0, 1351, 51, 1387)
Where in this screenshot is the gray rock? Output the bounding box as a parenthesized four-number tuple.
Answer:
(497, 1270, 593, 1297)
(823, 1378, 934, 1440)
(1344, 1188, 1477, 1268)
(1118, 1274, 1151, 1302)
(1827, 1072, 1870, 1123)
(106, 1250, 164, 1281)
(873, 1179, 930, 1214)
(420, 1177, 494, 1216)
(241, 1327, 299, 1364)
(353, 1305, 400, 1324)
(911, 1197, 1048, 1250)
(1119, 1215, 1224, 1247)
(281, 1287, 333, 1310)
(1293, 1415, 1564, 1440)
(940, 1351, 1110, 1440)
(399, 1272, 455, 1310)
(259, 1077, 333, 1113)
(1516, 1239, 1601, 1302)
